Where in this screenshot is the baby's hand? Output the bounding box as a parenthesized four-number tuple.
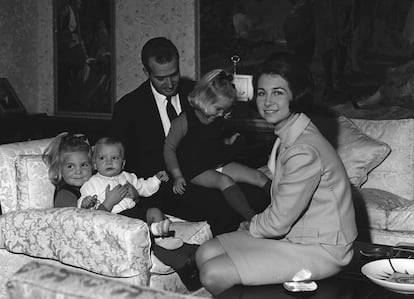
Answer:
(173, 176, 186, 195)
(81, 195, 98, 209)
(156, 170, 169, 182)
(224, 132, 241, 145)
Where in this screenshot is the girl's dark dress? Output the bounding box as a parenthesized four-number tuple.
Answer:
(176, 108, 240, 180)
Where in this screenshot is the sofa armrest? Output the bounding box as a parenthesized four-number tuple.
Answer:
(0, 208, 151, 279)
(7, 261, 196, 299)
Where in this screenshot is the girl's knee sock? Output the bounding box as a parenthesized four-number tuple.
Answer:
(222, 184, 255, 220)
(152, 243, 198, 270)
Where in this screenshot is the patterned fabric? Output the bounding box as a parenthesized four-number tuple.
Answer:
(0, 208, 151, 279)
(353, 188, 414, 230)
(352, 118, 414, 200)
(336, 117, 391, 187)
(7, 261, 201, 299)
(0, 138, 53, 213)
(15, 154, 55, 210)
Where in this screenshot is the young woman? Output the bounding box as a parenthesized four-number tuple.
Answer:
(195, 53, 358, 295)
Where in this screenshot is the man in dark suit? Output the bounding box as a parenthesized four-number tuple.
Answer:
(111, 37, 269, 236)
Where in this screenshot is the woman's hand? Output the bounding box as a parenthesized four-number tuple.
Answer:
(102, 184, 128, 211)
(173, 176, 186, 195)
(156, 170, 169, 182)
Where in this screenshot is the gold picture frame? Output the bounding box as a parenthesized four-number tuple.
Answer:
(54, 0, 115, 119)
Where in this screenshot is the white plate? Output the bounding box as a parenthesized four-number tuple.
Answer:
(361, 258, 414, 294)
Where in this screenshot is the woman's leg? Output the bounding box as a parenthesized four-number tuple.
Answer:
(191, 170, 255, 220)
(196, 238, 242, 295)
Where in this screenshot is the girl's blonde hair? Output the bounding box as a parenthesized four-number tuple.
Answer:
(42, 132, 92, 186)
(188, 69, 236, 116)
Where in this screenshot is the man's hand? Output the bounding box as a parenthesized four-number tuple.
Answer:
(173, 176, 186, 195)
(156, 170, 169, 182)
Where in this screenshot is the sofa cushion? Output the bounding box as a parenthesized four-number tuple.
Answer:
(352, 188, 414, 232)
(335, 117, 391, 187)
(7, 261, 196, 299)
(0, 208, 151, 280)
(15, 155, 55, 210)
(351, 118, 414, 200)
(0, 138, 53, 213)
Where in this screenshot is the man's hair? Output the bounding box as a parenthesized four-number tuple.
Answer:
(141, 37, 179, 73)
(93, 137, 125, 160)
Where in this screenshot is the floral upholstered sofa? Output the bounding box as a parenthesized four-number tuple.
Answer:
(0, 138, 213, 299)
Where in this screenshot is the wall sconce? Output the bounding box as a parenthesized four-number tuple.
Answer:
(231, 55, 253, 102)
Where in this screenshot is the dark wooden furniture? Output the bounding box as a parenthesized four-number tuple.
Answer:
(0, 113, 47, 144)
(0, 114, 112, 145)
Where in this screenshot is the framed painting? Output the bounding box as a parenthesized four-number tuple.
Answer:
(54, 0, 115, 119)
(199, 0, 292, 75)
(0, 78, 26, 117)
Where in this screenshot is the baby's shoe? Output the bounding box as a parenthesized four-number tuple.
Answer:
(151, 219, 183, 250)
(150, 219, 171, 236)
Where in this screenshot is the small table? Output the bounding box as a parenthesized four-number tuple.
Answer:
(217, 241, 413, 299)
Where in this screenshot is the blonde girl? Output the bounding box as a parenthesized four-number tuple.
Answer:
(164, 69, 271, 221)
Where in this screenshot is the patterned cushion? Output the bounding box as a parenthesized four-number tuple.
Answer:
(15, 155, 55, 210)
(351, 118, 414, 200)
(0, 138, 53, 213)
(0, 208, 151, 280)
(336, 117, 391, 187)
(7, 261, 196, 299)
(353, 188, 414, 231)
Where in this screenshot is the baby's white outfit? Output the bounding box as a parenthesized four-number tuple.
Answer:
(79, 171, 161, 214)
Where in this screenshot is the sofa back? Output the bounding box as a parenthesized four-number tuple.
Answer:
(352, 118, 414, 201)
(0, 138, 55, 213)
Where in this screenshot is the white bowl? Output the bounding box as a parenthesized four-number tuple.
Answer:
(361, 258, 414, 294)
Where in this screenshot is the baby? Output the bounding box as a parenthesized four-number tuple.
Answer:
(79, 137, 168, 215)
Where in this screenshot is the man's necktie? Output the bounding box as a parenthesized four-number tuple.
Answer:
(166, 96, 178, 121)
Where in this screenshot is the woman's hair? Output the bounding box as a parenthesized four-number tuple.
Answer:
(42, 133, 92, 186)
(188, 69, 236, 116)
(253, 52, 314, 113)
(93, 137, 125, 161)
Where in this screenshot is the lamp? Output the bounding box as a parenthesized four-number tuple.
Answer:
(231, 55, 253, 102)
